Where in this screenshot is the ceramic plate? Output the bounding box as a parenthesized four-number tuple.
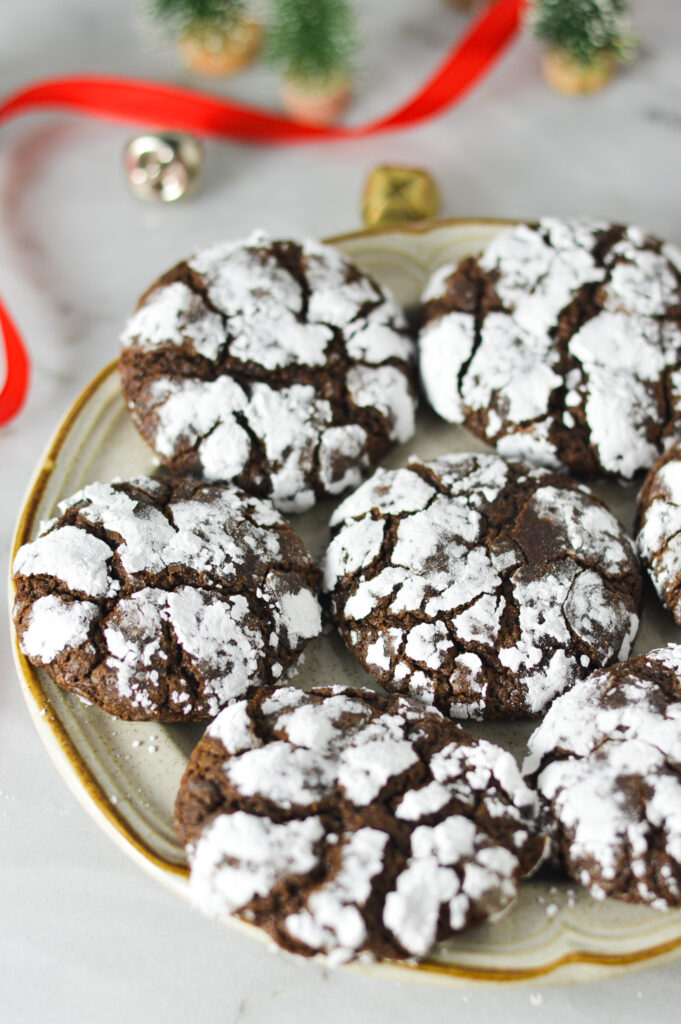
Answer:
(10, 219, 681, 986)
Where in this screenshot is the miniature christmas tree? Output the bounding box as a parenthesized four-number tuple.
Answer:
(529, 0, 637, 95)
(266, 0, 359, 125)
(150, 0, 262, 77)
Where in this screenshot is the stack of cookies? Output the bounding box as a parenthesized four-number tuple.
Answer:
(13, 219, 681, 964)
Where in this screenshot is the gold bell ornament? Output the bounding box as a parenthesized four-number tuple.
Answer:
(362, 165, 440, 229)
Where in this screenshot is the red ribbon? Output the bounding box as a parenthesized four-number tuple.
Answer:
(0, 0, 525, 425)
(0, 302, 30, 427)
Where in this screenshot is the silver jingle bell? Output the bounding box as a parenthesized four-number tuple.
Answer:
(123, 132, 204, 203)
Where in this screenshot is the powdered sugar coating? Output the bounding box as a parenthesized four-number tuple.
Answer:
(285, 828, 389, 965)
(382, 819, 519, 954)
(191, 812, 324, 917)
(524, 645, 681, 908)
(13, 525, 117, 599)
(419, 218, 681, 481)
(120, 231, 416, 513)
(12, 476, 321, 720)
(21, 595, 99, 664)
(177, 686, 544, 963)
(324, 453, 641, 720)
(635, 442, 681, 625)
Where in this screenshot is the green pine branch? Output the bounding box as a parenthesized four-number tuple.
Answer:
(149, 0, 247, 37)
(266, 0, 359, 82)
(529, 0, 638, 65)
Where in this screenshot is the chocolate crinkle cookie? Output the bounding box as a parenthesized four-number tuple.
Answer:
(524, 645, 681, 909)
(12, 476, 321, 721)
(419, 217, 681, 482)
(119, 232, 417, 513)
(635, 440, 681, 625)
(176, 686, 545, 964)
(323, 453, 642, 720)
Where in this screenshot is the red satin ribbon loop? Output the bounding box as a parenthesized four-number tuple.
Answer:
(0, 303, 30, 428)
(0, 0, 524, 425)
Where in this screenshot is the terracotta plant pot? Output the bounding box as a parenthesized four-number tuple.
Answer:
(541, 48, 617, 96)
(280, 74, 352, 126)
(178, 17, 262, 77)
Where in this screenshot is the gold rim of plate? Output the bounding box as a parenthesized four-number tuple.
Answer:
(9, 218, 681, 986)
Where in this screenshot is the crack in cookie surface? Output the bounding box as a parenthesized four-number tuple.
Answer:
(175, 686, 545, 963)
(119, 232, 417, 513)
(13, 476, 322, 720)
(524, 645, 681, 908)
(323, 453, 642, 720)
(419, 218, 681, 482)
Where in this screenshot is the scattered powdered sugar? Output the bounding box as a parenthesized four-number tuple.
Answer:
(506, 564, 632, 715)
(324, 453, 640, 719)
(524, 645, 681, 907)
(222, 708, 422, 810)
(150, 377, 337, 513)
(419, 218, 602, 440)
(122, 231, 416, 511)
(428, 448, 509, 499)
(190, 233, 300, 310)
(102, 589, 166, 707)
(305, 247, 377, 325)
(405, 620, 452, 669)
(419, 218, 681, 480)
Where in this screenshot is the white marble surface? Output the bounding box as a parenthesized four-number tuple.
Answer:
(3, 1, 681, 1021)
